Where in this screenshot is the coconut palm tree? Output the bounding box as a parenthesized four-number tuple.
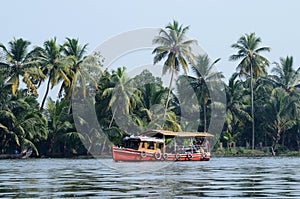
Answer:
(0, 89, 48, 155)
(102, 67, 138, 128)
(0, 38, 45, 95)
(138, 83, 169, 129)
(265, 87, 297, 155)
(229, 32, 270, 149)
(38, 38, 72, 110)
(46, 98, 83, 156)
(61, 38, 99, 99)
(152, 20, 197, 124)
(223, 73, 252, 147)
(270, 56, 300, 95)
(188, 54, 224, 132)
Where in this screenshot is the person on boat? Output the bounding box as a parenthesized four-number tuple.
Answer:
(204, 139, 210, 151)
(14, 149, 20, 154)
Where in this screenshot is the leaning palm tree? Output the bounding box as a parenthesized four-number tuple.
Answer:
(229, 33, 270, 149)
(152, 20, 197, 125)
(38, 38, 72, 110)
(0, 38, 45, 95)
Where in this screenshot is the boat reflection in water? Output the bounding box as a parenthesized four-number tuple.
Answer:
(112, 130, 213, 161)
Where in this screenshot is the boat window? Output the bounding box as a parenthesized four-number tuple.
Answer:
(147, 142, 154, 149)
(156, 143, 163, 150)
(124, 140, 139, 150)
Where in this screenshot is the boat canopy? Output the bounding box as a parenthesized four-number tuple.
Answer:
(143, 130, 214, 138)
(123, 135, 164, 143)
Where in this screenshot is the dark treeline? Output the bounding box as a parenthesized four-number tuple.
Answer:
(1, 21, 300, 157)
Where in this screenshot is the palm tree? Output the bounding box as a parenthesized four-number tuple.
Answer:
(0, 38, 45, 95)
(265, 88, 297, 155)
(229, 32, 270, 149)
(268, 56, 300, 148)
(223, 73, 252, 147)
(0, 90, 48, 155)
(46, 98, 83, 156)
(152, 20, 197, 125)
(139, 83, 169, 129)
(188, 54, 224, 132)
(102, 67, 137, 128)
(270, 56, 300, 95)
(38, 38, 72, 110)
(61, 38, 99, 99)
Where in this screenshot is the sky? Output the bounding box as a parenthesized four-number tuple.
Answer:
(1, 0, 300, 100)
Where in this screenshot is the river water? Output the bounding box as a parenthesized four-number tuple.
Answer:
(1, 157, 300, 198)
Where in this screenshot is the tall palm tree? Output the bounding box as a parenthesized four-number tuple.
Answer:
(229, 32, 270, 149)
(0, 38, 45, 95)
(152, 20, 197, 125)
(188, 54, 224, 132)
(38, 38, 72, 110)
(61, 38, 99, 99)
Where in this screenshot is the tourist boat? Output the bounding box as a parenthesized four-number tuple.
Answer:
(112, 130, 213, 161)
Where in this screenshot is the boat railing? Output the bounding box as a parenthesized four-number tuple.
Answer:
(165, 144, 209, 154)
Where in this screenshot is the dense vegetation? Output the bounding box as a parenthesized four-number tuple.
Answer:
(1, 21, 300, 157)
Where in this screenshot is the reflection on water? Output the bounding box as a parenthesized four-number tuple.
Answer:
(1, 157, 300, 198)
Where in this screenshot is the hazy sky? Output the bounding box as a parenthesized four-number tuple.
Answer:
(2, 0, 300, 83)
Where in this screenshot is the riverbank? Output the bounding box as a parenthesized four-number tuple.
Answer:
(212, 147, 300, 157)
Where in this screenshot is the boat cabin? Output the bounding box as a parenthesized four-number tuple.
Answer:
(142, 130, 213, 154)
(122, 135, 165, 153)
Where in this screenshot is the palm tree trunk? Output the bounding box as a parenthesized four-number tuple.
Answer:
(109, 108, 117, 128)
(271, 130, 281, 156)
(40, 76, 52, 110)
(162, 69, 175, 128)
(250, 64, 255, 150)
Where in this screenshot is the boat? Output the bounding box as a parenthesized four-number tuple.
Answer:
(112, 129, 213, 161)
(0, 148, 33, 159)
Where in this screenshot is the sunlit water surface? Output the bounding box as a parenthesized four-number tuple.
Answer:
(1, 157, 300, 198)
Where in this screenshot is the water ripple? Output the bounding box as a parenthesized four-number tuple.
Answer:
(1, 157, 300, 198)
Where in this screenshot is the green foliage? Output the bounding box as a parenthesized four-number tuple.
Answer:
(1, 26, 300, 157)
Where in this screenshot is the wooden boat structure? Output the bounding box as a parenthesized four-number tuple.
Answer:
(112, 130, 213, 161)
(0, 148, 33, 159)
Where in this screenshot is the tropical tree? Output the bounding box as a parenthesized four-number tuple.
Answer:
(152, 20, 197, 125)
(188, 54, 224, 132)
(102, 67, 139, 129)
(268, 56, 300, 148)
(0, 38, 45, 95)
(61, 38, 99, 100)
(223, 73, 252, 147)
(265, 88, 297, 155)
(270, 56, 300, 95)
(138, 83, 169, 129)
(46, 98, 83, 156)
(229, 32, 270, 149)
(0, 89, 48, 155)
(38, 38, 72, 110)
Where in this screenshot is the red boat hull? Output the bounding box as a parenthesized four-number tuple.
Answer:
(112, 146, 210, 161)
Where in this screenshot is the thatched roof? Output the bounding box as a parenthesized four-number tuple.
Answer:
(143, 129, 214, 138)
